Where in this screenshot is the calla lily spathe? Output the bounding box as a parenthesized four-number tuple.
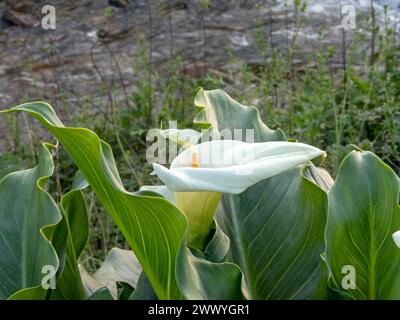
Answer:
(393, 231, 400, 248)
(153, 140, 325, 194)
(144, 139, 325, 250)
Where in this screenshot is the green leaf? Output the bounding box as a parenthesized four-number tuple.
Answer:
(219, 167, 327, 299)
(2, 102, 244, 300)
(65, 172, 90, 258)
(176, 247, 245, 299)
(130, 272, 157, 300)
(50, 171, 89, 300)
(0, 144, 61, 299)
(195, 89, 329, 299)
(325, 150, 400, 299)
(116, 282, 134, 300)
(87, 287, 114, 300)
(197, 221, 230, 263)
(2, 103, 185, 299)
(351, 76, 370, 92)
(194, 88, 285, 141)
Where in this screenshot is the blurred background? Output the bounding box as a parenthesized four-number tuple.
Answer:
(0, 0, 399, 269)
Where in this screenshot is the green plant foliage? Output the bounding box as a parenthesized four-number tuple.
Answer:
(50, 171, 89, 300)
(194, 88, 285, 141)
(326, 150, 400, 299)
(1, 101, 244, 300)
(0, 143, 61, 299)
(195, 89, 329, 299)
(87, 287, 114, 300)
(220, 167, 328, 299)
(1, 88, 400, 301)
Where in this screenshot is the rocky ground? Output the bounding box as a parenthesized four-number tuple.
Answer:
(0, 0, 398, 129)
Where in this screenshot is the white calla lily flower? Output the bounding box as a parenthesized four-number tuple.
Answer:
(146, 139, 325, 250)
(393, 231, 400, 248)
(153, 140, 325, 194)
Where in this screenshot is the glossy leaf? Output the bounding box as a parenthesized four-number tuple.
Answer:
(130, 272, 157, 300)
(87, 287, 114, 300)
(219, 167, 327, 299)
(325, 150, 400, 299)
(194, 88, 285, 142)
(50, 171, 89, 300)
(0, 144, 61, 299)
(176, 247, 245, 299)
